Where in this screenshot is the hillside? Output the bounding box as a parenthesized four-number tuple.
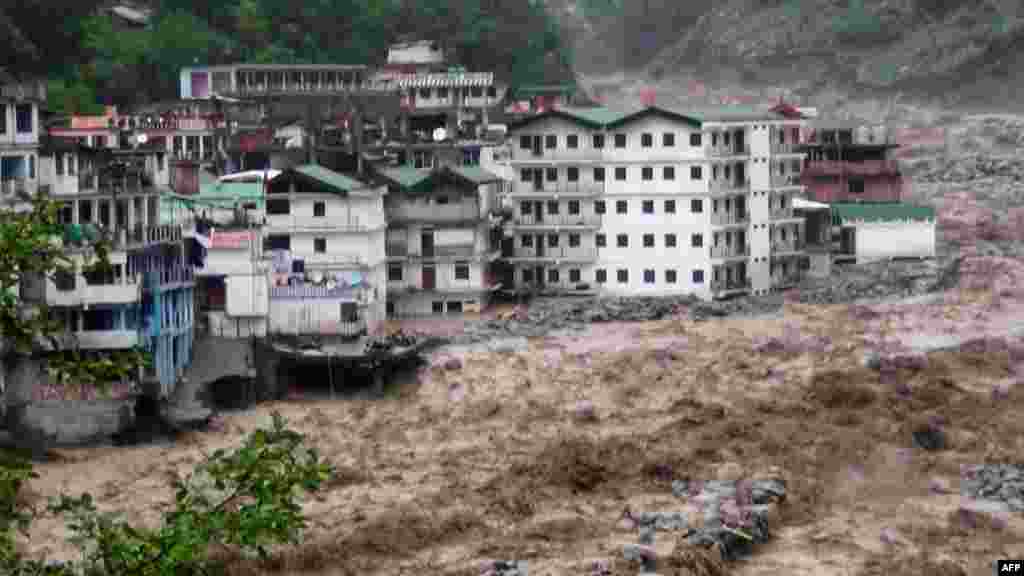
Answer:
(551, 0, 1024, 110)
(2, 0, 573, 114)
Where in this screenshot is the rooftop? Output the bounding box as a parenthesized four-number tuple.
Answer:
(831, 203, 936, 225)
(509, 105, 800, 131)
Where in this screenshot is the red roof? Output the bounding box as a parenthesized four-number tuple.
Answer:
(770, 101, 804, 119)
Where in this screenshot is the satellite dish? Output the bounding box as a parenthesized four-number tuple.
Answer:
(136, 133, 148, 145)
(432, 127, 447, 142)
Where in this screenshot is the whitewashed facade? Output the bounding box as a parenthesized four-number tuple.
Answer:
(1, 80, 46, 208)
(505, 106, 808, 299)
(264, 165, 387, 336)
(378, 165, 502, 316)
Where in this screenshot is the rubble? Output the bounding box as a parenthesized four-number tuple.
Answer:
(961, 464, 1024, 513)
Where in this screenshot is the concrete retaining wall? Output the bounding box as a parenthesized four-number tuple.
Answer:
(8, 397, 136, 447)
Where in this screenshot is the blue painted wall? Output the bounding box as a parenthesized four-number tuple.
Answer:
(138, 255, 195, 398)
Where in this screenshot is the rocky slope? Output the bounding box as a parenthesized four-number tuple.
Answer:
(552, 0, 1024, 109)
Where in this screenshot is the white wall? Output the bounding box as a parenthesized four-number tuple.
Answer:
(855, 221, 936, 262)
(266, 194, 387, 231)
(282, 229, 386, 268)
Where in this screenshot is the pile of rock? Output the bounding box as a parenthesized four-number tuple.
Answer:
(364, 331, 420, 353)
(619, 476, 787, 572)
(961, 464, 1024, 512)
(794, 259, 949, 305)
(916, 154, 1024, 184)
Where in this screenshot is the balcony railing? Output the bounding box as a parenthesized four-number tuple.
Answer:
(770, 174, 802, 188)
(387, 275, 495, 294)
(770, 240, 805, 254)
(504, 246, 598, 262)
(801, 159, 901, 176)
(386, 205, 481, 224)
(711, 278, 751, 293)
(265, 214, 384, 231)
(710, 244, 750, 259)
(47, 274, 142, 307)
(386, 243, 478, 259)
(509, 182, 606, 196)
(118, 224, 183, 248)
(770, 207, 798, 220)
(710, 211, 749, 226)
(158, 266, 194, 286)
(770, 141, 799, 154)
(708, 178, 749, 194)
(772, 272, 803, 288)
(0, 178, 33, 197)
(708, 143, 750, 157)
(509, 213, 603, 227)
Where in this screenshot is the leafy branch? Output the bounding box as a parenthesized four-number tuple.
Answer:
(0, 412, 333, 576)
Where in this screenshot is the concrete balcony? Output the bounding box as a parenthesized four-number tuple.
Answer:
(386, 242, 479, 260)
(708, 178, 749, 195)
(770, 174, 803, 188)
(47, 275, 142, 307)
(502, 246, 598, 263)
(708, 143, 750, 157)
(770, 141, 801, 154)
(802, 159, 901, 177)
(384, 204, 481, 225)
(71, 330, 140, 350)
(508, 182, 606, 197)
(711, 278, 751, 297)
(116, 224, 184, 249)
(770, 209, 804, 223)
(508, 213, 603, 229)
(285, 252, 371, 268)
(156, 266, 194, 287)
(265, 214, 385, 232)
(0, 178, 36, 198)
(770, 239, 805, 255)
(710, 211, 749, 227)
(710, 243, 750, 260)
(387, 275, 496, 294)
(771, 272, 803, 289)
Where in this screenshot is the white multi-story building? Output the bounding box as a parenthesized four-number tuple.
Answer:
(376, 164, 503, 316)
(504, 105, 808, 299)
(0, 78, 46, 209)
(263, 165, 387, 336)
(25, 139, 195, 397)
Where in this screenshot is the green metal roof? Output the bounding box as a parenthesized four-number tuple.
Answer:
(509, 105, 788, 131)
(831, 203, 936, 225)
(376, 164, 501, 192)
(512, 84, 576, 96)
(448, 165, 500, 184)
(289, 164, 368, 193)
(376, 165, 431, 189)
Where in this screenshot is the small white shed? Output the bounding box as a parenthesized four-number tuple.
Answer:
(831, 203, 936, 263)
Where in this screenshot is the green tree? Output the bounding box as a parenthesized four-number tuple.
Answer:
(1, 193, 149, 454)
(1, 412, 333, 575)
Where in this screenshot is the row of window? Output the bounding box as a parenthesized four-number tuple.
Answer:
(0, 103, 34, 134)
(521, 198, 705, 216)
(520, 132, 702, 150)
(523, 267, 706, 285)
(414, 86, 498, 99)
(520, 232, 707, 249)
(387, 263, 471, 282)
(520, 165, 704, 183)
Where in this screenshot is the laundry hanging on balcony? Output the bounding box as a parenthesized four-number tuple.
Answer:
(269, 250, 292, 274)
(335, 271, 364, 288)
